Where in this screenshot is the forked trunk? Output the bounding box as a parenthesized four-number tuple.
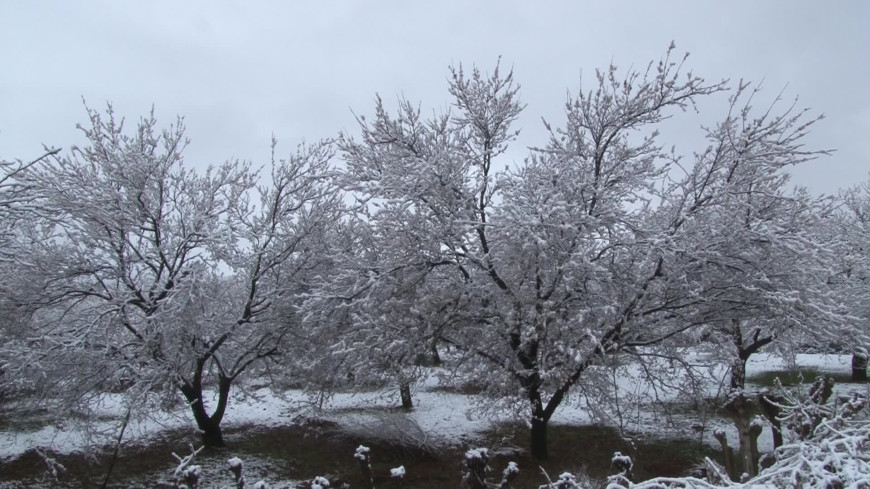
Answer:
(180, 369, 233, 448)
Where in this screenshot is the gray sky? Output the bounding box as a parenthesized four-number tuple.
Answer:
(2, 1, 867, 195)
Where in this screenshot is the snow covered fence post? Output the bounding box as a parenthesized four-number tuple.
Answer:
(462, 448, 490, 489)
(227, 457, 245, 489)
(609, 451, 633, 483)
(712, 429, 735, 481)
(748, 416, 764, 476)
(390, 465, 405, 487)
(354, 445, 375, 489)
(497, 461, 519, 489)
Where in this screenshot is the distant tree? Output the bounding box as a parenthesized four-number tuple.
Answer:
(301, 210, 456, 410)
(8, 105, 341, 446)
(831, 179, 870, 378)
(677, 85, 844, 394)
(662, 86, 853, 477)
(0, 148, 66, 397)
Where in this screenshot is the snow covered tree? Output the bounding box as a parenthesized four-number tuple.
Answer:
(10, 105, 341, 446)
(0, 148, 60, 400)
(330, 47, 751, 459)
(675, 84, 844, 393)
(830, 178, 870, 371)
(607, 382, 870, 488)
(301, 206, 456, 410)
(328, 45, 841, 461)
(667, 84, 857, 478)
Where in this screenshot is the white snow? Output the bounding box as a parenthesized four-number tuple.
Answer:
(465, 447, 489, 461)
(353, 444, 370, 462)
(311, 475, 330, 488)
(227, 456, 243, 470)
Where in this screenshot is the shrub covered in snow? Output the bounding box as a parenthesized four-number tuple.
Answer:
(608, 383, 870, 488)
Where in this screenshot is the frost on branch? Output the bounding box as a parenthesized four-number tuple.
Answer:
(171, 444, 204, 482)
(34, 448, 66, 482)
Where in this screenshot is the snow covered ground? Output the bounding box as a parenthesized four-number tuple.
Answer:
(0, 353, 865, 466)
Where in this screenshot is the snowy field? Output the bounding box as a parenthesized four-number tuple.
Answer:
(0, 352, 865, 486)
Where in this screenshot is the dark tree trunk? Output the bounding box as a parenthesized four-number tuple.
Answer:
(399, 381, 413, 410)
(852, 348, 867, 382)
(530, 414, 548, 460)
(730, 357, 747, 391)
(429, 339, 442, 366)
(528, 385, 550, 460)
(180, 363, 233, 448)
(200, 420, 225, 448)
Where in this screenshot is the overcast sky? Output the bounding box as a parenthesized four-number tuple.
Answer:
(2, 1, 867, 195)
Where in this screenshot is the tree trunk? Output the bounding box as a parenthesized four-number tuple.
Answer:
(399, 380, 413, 410)
(530, 414, 548, 460)
(852, 348, 867, 382)
(180, 365, 232, 448)
(200, 419, 225, 447)
(428, 339, 442, 366)
(713, 429, 735, 481)
(748, 420, 762, 475)
(730, 356, 747, 391)
(726, 393, 758, 478)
